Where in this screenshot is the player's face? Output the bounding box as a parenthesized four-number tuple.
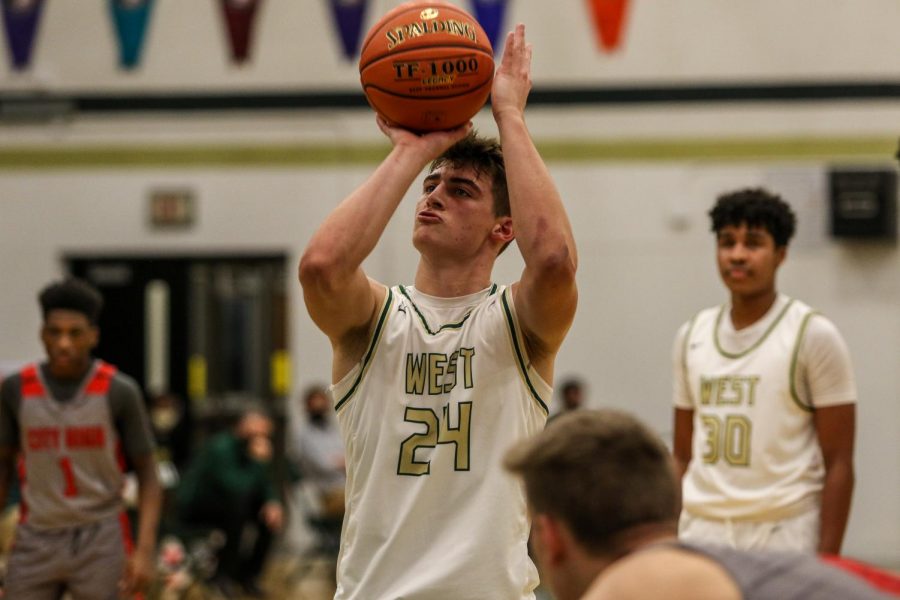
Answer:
(716, 223, 785, 298)
(41, 310, 98, 380)
(412, 164, 504, 258)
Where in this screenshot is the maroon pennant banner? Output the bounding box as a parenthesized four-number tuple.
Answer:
(219, 0, 262, 64)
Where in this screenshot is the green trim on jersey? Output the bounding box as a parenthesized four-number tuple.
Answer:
(334, 288, 394, 412)
(500, 289, 549, 415)
(789, 311, 819, 413)
(682, 313, 700, 407)
(713, 299, 795, 359)
(398, 284, 498, 335)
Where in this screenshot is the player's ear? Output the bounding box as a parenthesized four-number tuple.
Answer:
(492, 216, 514, 245)
(775, 244, 787, 267)
(533, 513, 567, 566)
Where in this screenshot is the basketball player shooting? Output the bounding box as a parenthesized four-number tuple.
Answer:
(300, 24, 578, 600)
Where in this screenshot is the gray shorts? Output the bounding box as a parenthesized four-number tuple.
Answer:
(5, 513, 128, 600)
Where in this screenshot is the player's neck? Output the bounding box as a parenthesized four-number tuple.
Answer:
(557, 558, 616, 600)
(44, 357, 93, 382)
(729, 289, 778, 330)
(414, 259, 493, 298)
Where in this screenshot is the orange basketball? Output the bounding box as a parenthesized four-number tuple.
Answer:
(359, 1, 494, 132)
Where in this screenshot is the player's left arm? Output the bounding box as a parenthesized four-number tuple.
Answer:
(0, 378, 20, 511)
(803, 316, 857, 554)
(815, 404, 855, 554)
(125, 451, 163, 593)
(111, 377, 162, 595)
(494, 25, 578, 374)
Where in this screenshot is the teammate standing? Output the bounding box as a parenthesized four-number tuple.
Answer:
(672, 189, 856, 553)
(300, 25, 577, 599)
(0, 278, 162, 597)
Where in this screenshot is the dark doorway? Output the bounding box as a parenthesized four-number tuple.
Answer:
(67, 254, 288, 418)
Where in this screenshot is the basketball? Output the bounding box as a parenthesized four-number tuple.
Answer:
(359, 1, 494, 132)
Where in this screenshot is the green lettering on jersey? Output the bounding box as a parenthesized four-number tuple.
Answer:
(700, 377, 715, 405)
(444, 350, 459, 393)
(459, 347, 475, 389)
(406, 353, 428, 395)
(699, 375, 761, 407)
(398, 402, 473, 476)
(405, 347, 475, 395)
(428, 353, 447, 395)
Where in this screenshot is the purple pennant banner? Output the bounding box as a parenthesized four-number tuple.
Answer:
(470, 0, 507, 54)
(1, 0, 45, 71)
(110, 0, 156, 69)
(328, 0, 368, 60)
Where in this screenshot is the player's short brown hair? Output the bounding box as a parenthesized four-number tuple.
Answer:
(505, 409, 679, 556)
(430, 132, 509, 219)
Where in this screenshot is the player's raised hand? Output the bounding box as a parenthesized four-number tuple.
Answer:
(376, 115, 473, 161)
(491, 24, 533, 121)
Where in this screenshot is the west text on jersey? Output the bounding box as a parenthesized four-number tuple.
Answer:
(700, 375, 760, 406)
(406, 348, 475, 395)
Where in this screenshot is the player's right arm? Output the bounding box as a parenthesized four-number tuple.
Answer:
(671, 322, 694, 480)
(673, 409, 694, 481)
(299, 118, 471, 374)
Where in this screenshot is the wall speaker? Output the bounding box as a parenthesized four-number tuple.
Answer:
(829, 169, 897, 239)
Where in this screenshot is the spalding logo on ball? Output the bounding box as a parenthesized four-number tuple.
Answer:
(359, 1, 494, 132)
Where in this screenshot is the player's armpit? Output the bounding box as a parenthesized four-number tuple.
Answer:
(511, 262, 577, 358)
(327, 281, 389, 382)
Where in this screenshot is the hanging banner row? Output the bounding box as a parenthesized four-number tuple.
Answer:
(1, 0, 630, 72)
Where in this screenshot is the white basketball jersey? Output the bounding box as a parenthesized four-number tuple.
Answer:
(331, 284, 550, 600)
(680, 296, 825, 520)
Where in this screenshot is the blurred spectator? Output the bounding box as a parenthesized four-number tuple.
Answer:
(175, 408, 283, 598)
(289, 386, 345, 520)
(550, 377, 587, 421)
(560, 378, 586, 411)
(148, 391, 191, 472)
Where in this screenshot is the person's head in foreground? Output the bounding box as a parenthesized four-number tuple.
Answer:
(505, 408, 694, 600)
(504, 409, 892, 600)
